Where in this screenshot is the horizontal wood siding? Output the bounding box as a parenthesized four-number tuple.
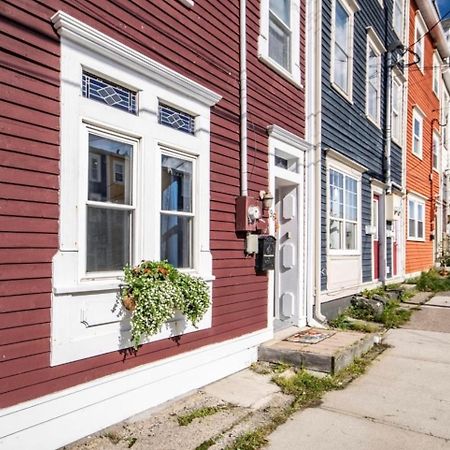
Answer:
(405, 1, 441, 274)
(321, 0, 403, 287)
(0, 0, 305, 408)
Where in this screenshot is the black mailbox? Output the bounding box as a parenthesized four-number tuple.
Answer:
(256, 235, 276, 272)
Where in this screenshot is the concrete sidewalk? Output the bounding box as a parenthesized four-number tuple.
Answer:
(267, 294, 450, 450)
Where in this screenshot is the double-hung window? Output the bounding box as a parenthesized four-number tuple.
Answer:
(415, 15, 426, 73)
(392, 75, 402, 143)
(331, 0, 359, 99)
(366, 29, 384, 126)
(408, 197, 425, 240)
(433, 130, 440, 171)
(393, 0, 404, 40)
(433, 52, 440, 96)
(329, 169, 358, 251)
(258, 0, 301, 84)
(412, 107, 424, 158)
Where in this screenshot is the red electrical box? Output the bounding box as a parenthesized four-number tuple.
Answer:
(235, 196, 262, 232)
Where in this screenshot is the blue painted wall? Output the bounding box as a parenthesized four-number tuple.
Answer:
(321, 0, 404, 289)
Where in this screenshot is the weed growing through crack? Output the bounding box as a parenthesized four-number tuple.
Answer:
(102, 431, 122, 444)
(177, 404, 233, 426)
(226, 345, 387, 450)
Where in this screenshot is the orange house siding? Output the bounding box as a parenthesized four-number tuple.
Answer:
(405, 2, 441, 274)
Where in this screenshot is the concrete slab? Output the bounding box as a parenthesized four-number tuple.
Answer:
(259, 329, 375, 373)
(202, 369, 279, 410)
(267, 407, 450, 450)
(427, 294, 450, 307)
(403, 291, 433, 304)
(404, 306, 450, 333)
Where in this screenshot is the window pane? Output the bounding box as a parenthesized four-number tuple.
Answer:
(269, 0, 290, 24)
(334, 43, 348, 91)
(409, 218, 416, 237)
(330, 219, 342, 249)
(345, 222, 357, 250)
(161, 155, 192, 212)
(161, 214, 192, 268)
(417, 220, 424, 238)
(335, 1, 349, 48)
(88, 134, 132, 204)
(408, 200, 415, 220)
(86, 207, 130, 272)
(269, 14, 291, 70)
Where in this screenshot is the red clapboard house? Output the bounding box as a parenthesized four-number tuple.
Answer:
(0, 1, 311, 447)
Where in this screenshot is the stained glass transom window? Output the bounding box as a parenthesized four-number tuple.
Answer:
(82, 72, 137, 114)
(158, 103, 195, 134)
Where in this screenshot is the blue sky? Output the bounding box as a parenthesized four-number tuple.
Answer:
(437, 0, 450, 16)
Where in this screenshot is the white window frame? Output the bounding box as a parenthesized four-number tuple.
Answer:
(366, 28, 385, 127)
(412, 107, 424, 159)
(391, 74, 402, 144)
(330, 0, 359, 102)
(433, 130, 440, 172)
(442, 89, 449, 151)
(407, 195, 425, 241)
(414, 13, 426, 74)
(51, 12, 221, 365)
(393, 0, 404, 42)
(258, 0, 301, 86)
(433, 51, 440, 97)
(326, 152, 364, 257)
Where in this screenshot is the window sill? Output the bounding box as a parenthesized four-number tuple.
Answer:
(366, 113, 381, 130)
(407, 237, 425, 242)
(258, 55, 303, 89)
(328, 251, 361, 258)
(412, 151, 423, 160)
(330, 81, 353, 104)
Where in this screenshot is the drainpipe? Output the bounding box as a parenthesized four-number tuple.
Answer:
(240, 0, 248, 196)
(380, 48, 393, 286)
(309, 0, 327, 325)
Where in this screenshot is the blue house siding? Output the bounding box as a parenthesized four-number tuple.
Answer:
(320, 0, 403, 291)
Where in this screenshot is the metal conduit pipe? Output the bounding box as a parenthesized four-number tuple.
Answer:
(240, 0, 248, 197)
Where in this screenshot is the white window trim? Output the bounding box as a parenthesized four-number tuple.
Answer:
(391, 68, 405, 146)
(326, 153, 364, 257)
(178, 0, 194, 7)
(414, 12, 426, 74)
(407, 194, 426, 241)
(412, 107, 424, 159)
(258, 0, 302, 87)
(393, 0, 405, 42)
(51, 12, 221, 365)
(365, 28, 385, 127)
(442, 89, 449, 150)
(433, 129, 441, 172)
(330, 0, 360, 102)
(433, 51, 440, 97)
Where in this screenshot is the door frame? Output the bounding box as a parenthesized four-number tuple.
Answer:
(371, 184, 384, 282)
(267, 126, 308, 331)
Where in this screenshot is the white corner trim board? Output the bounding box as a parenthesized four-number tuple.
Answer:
(0, 328, 272, 450)
(51, 11, 221, 107)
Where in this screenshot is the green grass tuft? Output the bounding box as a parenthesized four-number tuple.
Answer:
(225, 430, 268, 450)
(177, 405, 232, 426)
(415, 269, 450, 292)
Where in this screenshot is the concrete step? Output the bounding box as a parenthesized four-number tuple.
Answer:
(258, 328, 377, 374)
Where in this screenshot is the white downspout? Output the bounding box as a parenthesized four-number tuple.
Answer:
(240, 0, 248, 196)
(307, 0, 327, 325)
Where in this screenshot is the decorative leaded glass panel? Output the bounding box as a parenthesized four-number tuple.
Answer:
(158, 104, 195, 134)
(82, 72, 137, 114)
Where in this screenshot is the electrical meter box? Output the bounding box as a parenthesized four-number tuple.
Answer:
(235, 196, 262, 232)
(256, 235, 276, 271)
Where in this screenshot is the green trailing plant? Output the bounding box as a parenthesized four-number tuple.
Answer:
(121, 260, 210, 348)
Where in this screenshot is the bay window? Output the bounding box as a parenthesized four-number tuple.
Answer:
(51, 11, 220, 364)
(329, 168, 359, 251)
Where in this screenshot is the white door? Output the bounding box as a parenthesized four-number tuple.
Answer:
(274, 180, 299, 330)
